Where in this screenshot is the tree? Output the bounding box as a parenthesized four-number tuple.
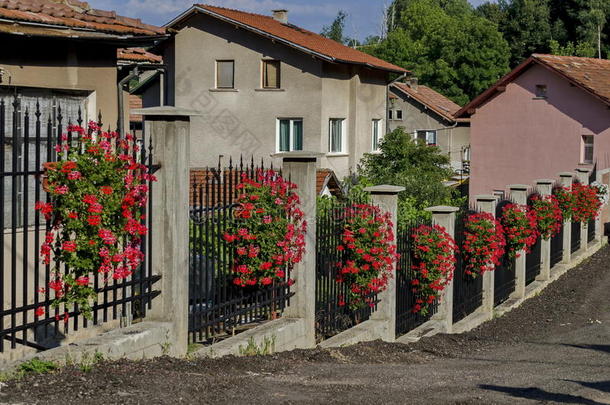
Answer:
(321, 10, 348, 44)
(358, 128, 458, 217)
(475, 1, 507, 26)
(367, 0, 510, 105)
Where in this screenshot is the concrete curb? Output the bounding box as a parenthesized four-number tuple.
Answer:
(1, 321, 172, 373)
(395, 320, 444, 344)
(192, 317, 312, 358)
(318, 319, 388, 348)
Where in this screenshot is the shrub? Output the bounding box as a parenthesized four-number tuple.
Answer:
(499, 204, 538, 258)
(335, 203, 397, 309)
(530, 195, 563, 240)
(554, 187, 576, 220)
(35, 123, 154, 319)
(411, 225, 457, 315)
(462, 212, 505, 277)
(223, 170, 306, 288)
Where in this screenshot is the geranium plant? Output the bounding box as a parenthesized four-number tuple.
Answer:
(223, 170, 306, 287)
(335, 203, 397, 309)
(554, 187, 576, 221)
(499, 203, 538, 258)
(462, 212, 505, 277)
(571, 183, 602, 223)
(530, 195, 563, 240)
(411, 224, 457, 315)
(35, 123, 154, 320)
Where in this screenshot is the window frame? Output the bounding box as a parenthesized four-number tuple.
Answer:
(372, 119, 383, 152)
(415, 129, 437, 146)
(215, 60, 235, 89)
(276, 118, 304, 152)
(388, 110, 393, 120)
(534, 84, 547, 99)
(582, 135, 594, 164)
(395, 109, 403, 120)
(261, 59, 281, 89)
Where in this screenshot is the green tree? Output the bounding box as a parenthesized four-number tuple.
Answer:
(368, 0, 510, 105)
(321, 10, 348, 44)
(358, 128, 458, 218)
(549, 39, 596, 57)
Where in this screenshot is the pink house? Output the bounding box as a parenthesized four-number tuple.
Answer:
(455, 54, 610, 199)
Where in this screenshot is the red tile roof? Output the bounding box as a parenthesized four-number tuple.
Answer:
(456, 54, 610, 117)
(118, 48, 163, 64)
(0, 0, 164, 38)
(129, 95, 143, 123)
(316, 169, 342, 197)
(392, 82, 463, 122)
(168, 5, 407, 74)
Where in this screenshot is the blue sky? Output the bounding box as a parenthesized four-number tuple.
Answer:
(88, 0, 488, 41)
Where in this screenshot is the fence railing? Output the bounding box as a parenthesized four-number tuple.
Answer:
(452, 211, 483, 323)
(588, 218, 596, 243)
(315, 199, 377, 341)
(550, 222, 564, 267)
(0, 94, 159, 353)
(525, 238, 542, 285)
(571, 220, 581, 253)
(188, 158, 292, 345)
(395, 218, 435, 337)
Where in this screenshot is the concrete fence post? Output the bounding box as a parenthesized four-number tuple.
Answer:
(425, 206, 459, 333)
(558, 172, 574, 263)
(474, 195, 497, 317)
(134, 107, 200, 357)
(365, 185, 405, 342)
(576, 167, 592, 252)
(535, 179, 554, 281)
(508, 184, 529, 299)
(273, 152, 323, 348)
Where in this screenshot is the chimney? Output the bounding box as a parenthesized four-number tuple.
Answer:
(408, 77, 418, 90)
(272, 9, 288, 24)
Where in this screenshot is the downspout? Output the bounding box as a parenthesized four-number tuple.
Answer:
(118, 66, 139, 136)
(386, 72, 408, 134)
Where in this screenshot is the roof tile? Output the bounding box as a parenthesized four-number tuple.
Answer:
(185, 5, 406, 73)
(393, 82, 462, 122)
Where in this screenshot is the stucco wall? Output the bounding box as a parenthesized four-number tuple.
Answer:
(469, 64, 610, 198)
(165, 13, 389, 179)
(388, 90, 470, 172)
(0, 35, 119, 126)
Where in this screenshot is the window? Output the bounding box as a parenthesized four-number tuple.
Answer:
(277, 118, 303, 152)
(372, 119, 382, 151)
(582, 135, 594, 164)
(262, 60, 280, 89)
(416, 130, 437, 145)
(396, 110, 403, 120)
(329, 119, 345, 153)
(216, 60, 234, 89)
(388, 110, 393, 120)
(535, 84, 547, 98)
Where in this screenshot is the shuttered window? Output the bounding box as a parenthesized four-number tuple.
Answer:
(216, 60, 235, 89)
(262, 60, 280, 89)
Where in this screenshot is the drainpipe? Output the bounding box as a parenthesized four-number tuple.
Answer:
(118, 66, 139, 136)
(386, 72, 408, 134)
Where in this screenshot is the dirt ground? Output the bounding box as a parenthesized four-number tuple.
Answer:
(2, 246, 610, 404)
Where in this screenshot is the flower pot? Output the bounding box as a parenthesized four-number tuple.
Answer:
(41, 162, 58, 193)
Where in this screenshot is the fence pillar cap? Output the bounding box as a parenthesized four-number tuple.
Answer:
(271, 151, 324, 162)
(474, 194, 497, 202)
(575, 167, 592, 173)
(364, 185, 405, 195)
(131, 106, 202, 118)
(507, 184, 530, 191)
(425, 205, 460, 213)
(558, 172, 574, 178)
(535, 179, 555, 185)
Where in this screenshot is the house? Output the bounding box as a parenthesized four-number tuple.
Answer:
(0, 0, 165, 129)
(455, 54, 610, 200)
(151, 4, 407, 179)
(388, 79, 470, 174)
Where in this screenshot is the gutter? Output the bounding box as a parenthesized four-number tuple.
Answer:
(118, 66, 139, 136)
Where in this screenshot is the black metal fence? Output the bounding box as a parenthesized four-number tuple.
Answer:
(550, 222, 564, 267)
(189, 158, 292, 344)
(0, 94, 159, 353)
(571, 220, 581, 253)
(452, 211, 483, 323)
(315, 199, 377, 341)
(588, 218, 596, 243)
(525, 238, 542, 285)
(493, 253, 515, 306)
(395, 218, 435, 337)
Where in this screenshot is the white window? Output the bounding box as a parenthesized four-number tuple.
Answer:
(396, 110, 403, 120)
(277, 118, 303, 152)
(416, 130, 437, 145)
(388, 110, 393, 120)
(216, 60, 235, 89)
(372, 119, 383, 151)
(582, 135, 594, 164)
(329, 119, 346, 153)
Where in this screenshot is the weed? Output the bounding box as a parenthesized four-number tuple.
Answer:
(238, 336, 275, 356)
